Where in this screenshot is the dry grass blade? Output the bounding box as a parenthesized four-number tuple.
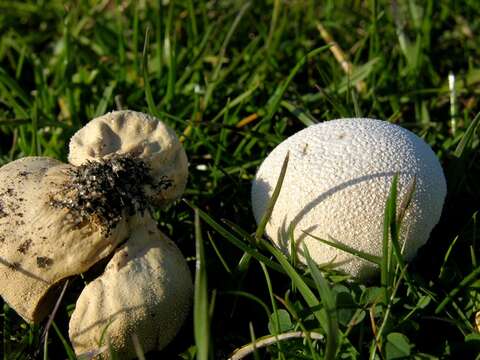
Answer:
(229, 331, 324, 360)
(397, 176, 417, 226)
(316, 21, 366, 93)
(38, 279, 69, 356)
(131, 333, 146, 360)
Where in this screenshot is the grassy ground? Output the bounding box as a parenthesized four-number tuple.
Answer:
(1, 0, 480, 359)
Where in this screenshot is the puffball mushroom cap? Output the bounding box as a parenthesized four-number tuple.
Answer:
(0, 157, 128, 323)
(68, 110, 188, 207)
(251, 118, 447, 278)
(69, 216, 193, 359)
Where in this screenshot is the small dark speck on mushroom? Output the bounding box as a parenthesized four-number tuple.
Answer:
(0, 236, 5, 243)
(18, 171, 30, 177)
(9, 262, 20, 270)
(49, 154, 172, 235)
(36, 256, 53, 268)
(302, 144, 309, 156)
(17, 239, 32, 254)
(0, 201, 7, 218)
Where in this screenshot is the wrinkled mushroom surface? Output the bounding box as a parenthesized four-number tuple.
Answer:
(0, 157, 129, 323)
(69, 217, 193, 359)
(68, 110, 188, 207)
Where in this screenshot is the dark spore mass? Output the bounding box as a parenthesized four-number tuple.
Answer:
(49, 154, 171, 234)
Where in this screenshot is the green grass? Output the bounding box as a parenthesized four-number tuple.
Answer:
(1, 0, 480, 359)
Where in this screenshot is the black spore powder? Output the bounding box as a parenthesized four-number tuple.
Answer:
(50, 154, 172, 234)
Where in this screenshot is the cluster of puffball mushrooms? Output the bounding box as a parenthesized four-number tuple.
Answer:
(0, 113, 447, 358)
(0, 110, 192, 358)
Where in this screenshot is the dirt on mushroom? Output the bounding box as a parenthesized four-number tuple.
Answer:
(49, 154, 172, 235)
(0, 157, 131, 323)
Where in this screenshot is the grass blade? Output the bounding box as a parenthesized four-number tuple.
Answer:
(142, 26, 160, 118)
(229, 331, 324, 360)
(194, 209, 210, 360)
(164, 0, 176, 107)
(264, 45, 331, 121)
(263, 241, 328, 333)
(280, 100, 317, 126)
(304, 247, 339, 360)
(435, 265, 480, 314)
(222, 290, 271, 320)
(396, 176, 416, 226)
(255, 152, 289, 242)
(51, 322, 76, 360)
(186, 200, 284, 274)
(303, 231, 382, 266)
(386, 175, 406, 273)
(203, 2, 252, 110)
(259, 262, 284, 355)
(454, 111, 480, 158)
(207, 231, 232, 274)
(381, 174, 399, 302)
(94, 81, 117, 118)
(0, 67, 32, 108)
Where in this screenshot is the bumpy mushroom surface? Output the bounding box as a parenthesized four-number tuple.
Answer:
(68, 110, 188, 207)
(69, 216, 192, 359)
(251, 118, 447, 278)
(0, 157, 129, 323)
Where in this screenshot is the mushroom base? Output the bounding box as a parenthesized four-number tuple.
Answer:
(69, 219, 193, 359)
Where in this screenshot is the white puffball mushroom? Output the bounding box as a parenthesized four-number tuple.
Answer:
(251, 118, 447, 278)
(69, 216, 193, 359)
(0, 157, 129, 323)
(68, 110, 188, 207)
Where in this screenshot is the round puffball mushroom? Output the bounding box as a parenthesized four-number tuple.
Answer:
(69, 216, 192, 358)
(68, 110, 188, 207)
(0, 157, 129, 323)
(251, 118, 447, 278)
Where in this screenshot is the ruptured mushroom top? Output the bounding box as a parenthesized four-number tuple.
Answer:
(68, 110, 188, 207)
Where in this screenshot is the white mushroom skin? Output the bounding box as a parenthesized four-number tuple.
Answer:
(69, 217, 193, 359)
(0, 157, 128, 323)
(251, 118, 447, 278)
(68, 110, 188, 207)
